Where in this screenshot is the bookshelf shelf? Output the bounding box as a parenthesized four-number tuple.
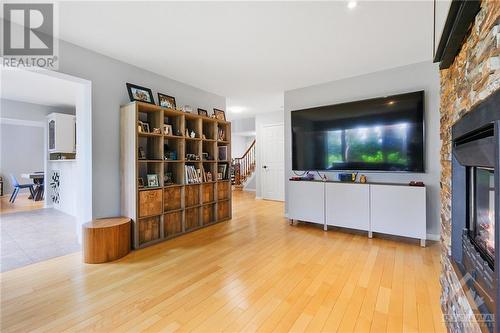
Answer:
(121, 101, 232, 249)
(139, 133, 163, 138)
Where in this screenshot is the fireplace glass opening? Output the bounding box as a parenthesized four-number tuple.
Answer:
(468, 167, 495, 268)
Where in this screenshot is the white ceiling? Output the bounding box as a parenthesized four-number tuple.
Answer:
(58, 1, 436, 118)
(1, 68, 77, 107)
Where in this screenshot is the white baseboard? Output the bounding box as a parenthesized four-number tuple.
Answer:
(426, 233, 440, 241)
(255, 196, 263, 200)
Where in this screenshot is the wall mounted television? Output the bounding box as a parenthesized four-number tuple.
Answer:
(291, 91, 425, 172)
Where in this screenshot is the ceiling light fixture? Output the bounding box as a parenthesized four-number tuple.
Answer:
(347, 1, 357, 9)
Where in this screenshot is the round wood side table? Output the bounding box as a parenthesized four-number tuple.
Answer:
(82, 217, 131, 264)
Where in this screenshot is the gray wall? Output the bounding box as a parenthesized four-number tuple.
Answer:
(284, 61, 441, 237)
(232, 135, 255, 158)
(1, 124, 44, 194)
(57, 41, 226, 218)
(0, 99, 75, 193)
(231, 117, 256, 134)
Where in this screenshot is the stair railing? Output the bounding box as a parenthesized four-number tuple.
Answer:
(232, 139, 256, 186)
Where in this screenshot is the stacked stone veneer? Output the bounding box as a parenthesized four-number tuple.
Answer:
(440, 1, 500, 332)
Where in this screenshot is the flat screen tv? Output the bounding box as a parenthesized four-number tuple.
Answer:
(292, 91, 425, 172)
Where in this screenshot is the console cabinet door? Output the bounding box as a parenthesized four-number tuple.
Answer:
(370, 185, 426, 239)
(325, 183, 369, 231)
(288, 181, 324, 225)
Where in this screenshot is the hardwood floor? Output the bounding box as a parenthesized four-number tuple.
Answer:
(0, 193, 44, 214)
(0, 191, 445, 332)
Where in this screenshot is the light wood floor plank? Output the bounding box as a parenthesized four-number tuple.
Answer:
(0, 191, 444, 333)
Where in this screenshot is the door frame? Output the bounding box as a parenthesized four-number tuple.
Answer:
(259, 122, 285, 201)
(4, 66, 93, 241)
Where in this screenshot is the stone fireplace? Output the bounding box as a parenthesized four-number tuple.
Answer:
(440, 1, 500, 332)
(450, 90, 499, 332)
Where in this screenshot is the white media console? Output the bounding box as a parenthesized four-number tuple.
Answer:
(288, 180, 427, 246)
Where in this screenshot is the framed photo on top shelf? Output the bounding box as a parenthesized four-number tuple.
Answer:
(126, 83, 155, 104)
(198, 108, 208, 117)
(158, 93, 176, 109)
(214, 109, 226, 121)
(147, 174, 160, 187)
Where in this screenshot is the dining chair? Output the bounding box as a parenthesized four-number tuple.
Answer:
(9, 174, 35, 203)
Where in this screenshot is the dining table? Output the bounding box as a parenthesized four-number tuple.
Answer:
(21, 172, 45, 201)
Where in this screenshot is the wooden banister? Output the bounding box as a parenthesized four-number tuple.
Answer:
(232, 139, 256, 186)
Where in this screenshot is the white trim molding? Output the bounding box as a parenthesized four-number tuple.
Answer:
(0, 117, 44, 128)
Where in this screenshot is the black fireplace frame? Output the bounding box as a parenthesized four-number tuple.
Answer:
(451, 89, 500, 332)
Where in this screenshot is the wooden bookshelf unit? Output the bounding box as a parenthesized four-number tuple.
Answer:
(120, 101, 232, 249)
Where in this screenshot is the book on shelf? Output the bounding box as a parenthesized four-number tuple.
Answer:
(185, 165, 202, 184)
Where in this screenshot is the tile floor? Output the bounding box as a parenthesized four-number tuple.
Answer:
(0, 208, 80, 272)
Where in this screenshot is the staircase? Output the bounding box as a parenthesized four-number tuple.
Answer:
(231, 139, 256, 189)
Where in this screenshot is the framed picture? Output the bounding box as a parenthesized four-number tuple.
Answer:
(147, 174, 159, 187)
(126, 83, 155, 104)
(218, 128, 225, 141)
(138, 177, 144, 188)
(164, 172, 173, 185)
(163, 124, 173, 135)
(218, 164, 227, 179)
(141, 122, 150, 133)
(158, 93, 176, 109)
(138, 146, 146, 159)
(214, 109, 226, 121)
(218, 146, 227, 161)
(198, 108, 208, 117)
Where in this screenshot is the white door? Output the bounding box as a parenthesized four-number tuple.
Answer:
(261, 123, 284, 201)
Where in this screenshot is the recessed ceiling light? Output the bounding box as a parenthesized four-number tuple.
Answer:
(228, 106, 245, 113)
(347, 1, 357, 9)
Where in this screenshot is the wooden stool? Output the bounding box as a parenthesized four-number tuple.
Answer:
(82, 217, 131, 264)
